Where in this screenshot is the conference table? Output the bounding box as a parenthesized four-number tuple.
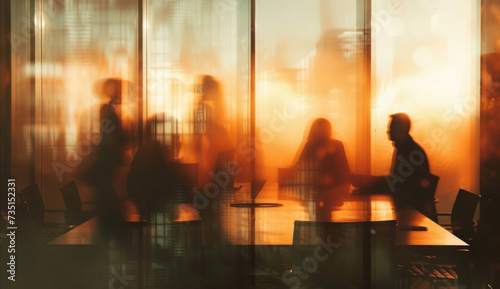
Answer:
(48, 182, 469, 288)
(223, 182, 470, 288)
(223, 182, 468, 246)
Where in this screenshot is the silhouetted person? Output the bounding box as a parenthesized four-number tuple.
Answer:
(79, 78, 130, 242)
(386, 113, 433, 215)
(127, 113, 187, 219)
(190, 75, 236, 249)
(292, 118, 350, 218)
(192, 75, 235, 189)
(190, 75, 244, 285)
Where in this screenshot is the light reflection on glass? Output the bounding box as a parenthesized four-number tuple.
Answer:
(372, 0, 479, 211)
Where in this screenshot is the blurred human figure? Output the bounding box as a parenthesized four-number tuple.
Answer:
(127, 113, 187, 219)
(97, 79, 130, 240)
(76, 78, 131, 242)
(292, 118, 350, 218)
(191, 75, 235, 246)
(192, 75, 235, 189)
(191, 75, 253, 288)
(386, 113, 434, 215)
(350, 113, 436, 219)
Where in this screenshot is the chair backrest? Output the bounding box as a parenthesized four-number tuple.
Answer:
(451, 188, 480, 228)
(423, 174, 440, 200)
(417, 173, 439, 222)
(60, 181, 83, 213)
(292, 220, 396, 288)
(20, 184, 45, 231)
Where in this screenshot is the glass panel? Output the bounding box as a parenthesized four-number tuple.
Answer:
(255, 0, 368, 223)
(371, 0, 480, 210)
(36, 0, 140, 210)
(145, 0, 249, 173)
(10, 0, 34, 192)
(144, 1, 250, 286)
(256, 0, 366, 173)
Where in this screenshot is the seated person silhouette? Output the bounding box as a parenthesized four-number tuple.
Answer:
(290, 118, 350, 215)
(353, 113, 435, 216)
(127, 113, 189, 220)
(387, 113, 435, 214)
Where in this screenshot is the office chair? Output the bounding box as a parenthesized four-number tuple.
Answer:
(20, 184, 71, 241)
(420, 174, 440, 222)
(20, 184, 46, 232)
(437, 188, 480, 243)
(395, 188, 478, 289)
(59, 181, 96, 227)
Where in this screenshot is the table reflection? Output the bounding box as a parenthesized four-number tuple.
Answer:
(224, 182, 396, 245)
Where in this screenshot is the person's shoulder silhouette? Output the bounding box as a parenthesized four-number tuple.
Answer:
(387, 113, 429, 178)
(296, 118, 350, 189)
(387, 113, 433, 216)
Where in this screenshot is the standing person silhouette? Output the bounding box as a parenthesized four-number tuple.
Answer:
(191, 75, 235, 245)
(192, 75, 234, 189)
(92, 78, 130, 242)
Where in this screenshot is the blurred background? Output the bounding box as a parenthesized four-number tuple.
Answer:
(6, 0, 480, 214)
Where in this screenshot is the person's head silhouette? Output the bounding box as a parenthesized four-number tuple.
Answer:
(195, 74, 225, 124)
(103, 78, 122, 105)
(387, 113, 411, 142)
(308, 118, 332, 144)
(199, 75, 221, 103)
(145, 113, 181, 160)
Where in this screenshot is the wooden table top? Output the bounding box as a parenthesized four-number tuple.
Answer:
(48, 217, 99, 245)
(47, 204, 200, 245)
(224, 182, 468, 247)
(395, 208, 468, 248)
(48, 183, 467, 248)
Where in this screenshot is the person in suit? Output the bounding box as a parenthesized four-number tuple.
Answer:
(386, 113, 435, 217)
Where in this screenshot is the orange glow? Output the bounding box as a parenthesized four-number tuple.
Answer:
(10, 0, 480, 242)
(372, 0, 480, 211)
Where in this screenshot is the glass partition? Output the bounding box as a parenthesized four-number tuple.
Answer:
(255, 0, 369, 178)
(371, 0, 480, 211)
(35, 0, 140, 210)
(10, 0, 34, 196)
(6, 0, 485, 287)
(9, 0, 481, 232)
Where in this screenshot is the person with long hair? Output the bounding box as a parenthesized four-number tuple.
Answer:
(293, 118, 350, 216)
